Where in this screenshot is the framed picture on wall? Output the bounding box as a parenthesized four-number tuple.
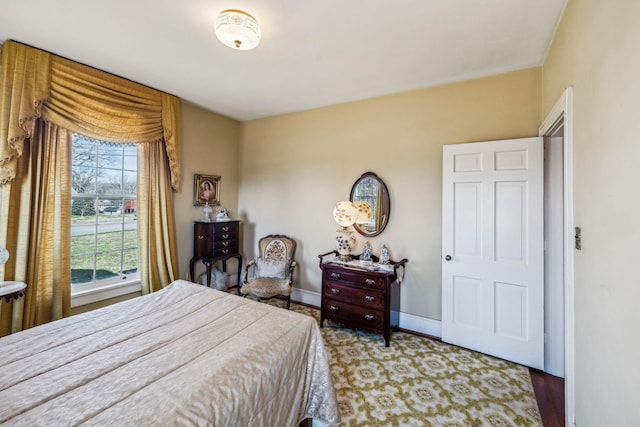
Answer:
(193, 174, 221, 206)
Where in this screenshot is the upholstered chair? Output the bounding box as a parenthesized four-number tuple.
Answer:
(240, 234, 297, 309)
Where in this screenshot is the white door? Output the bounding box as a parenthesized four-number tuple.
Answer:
(442, 137, 544, 369)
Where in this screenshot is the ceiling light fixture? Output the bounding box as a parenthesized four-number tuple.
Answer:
(215, 9, 261, 51)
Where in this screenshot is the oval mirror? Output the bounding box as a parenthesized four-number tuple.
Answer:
(350, 171, 390, 237)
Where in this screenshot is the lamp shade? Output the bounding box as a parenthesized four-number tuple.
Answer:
(215, 9, 261, 50)
(353, 201, 372, 224)
(333, 201, 359, 227)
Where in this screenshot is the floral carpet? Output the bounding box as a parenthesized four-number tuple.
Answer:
(287, 302, 542, 427)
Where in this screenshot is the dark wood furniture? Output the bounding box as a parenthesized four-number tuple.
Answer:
(189, 221, 242, 293)
(318, 250, 407, 346)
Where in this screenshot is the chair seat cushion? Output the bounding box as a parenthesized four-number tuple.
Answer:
(240, 277, 292, 298)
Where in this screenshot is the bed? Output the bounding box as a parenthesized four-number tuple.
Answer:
(0, 280, 341, 426)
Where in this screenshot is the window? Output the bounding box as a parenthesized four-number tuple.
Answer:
(71, 135, 138, 296)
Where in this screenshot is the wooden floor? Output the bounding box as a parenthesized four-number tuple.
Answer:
(530, 369, 565, 427)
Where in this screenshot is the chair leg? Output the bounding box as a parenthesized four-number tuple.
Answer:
(286, 296, 291, 310)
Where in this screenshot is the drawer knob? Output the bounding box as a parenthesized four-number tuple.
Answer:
(330, 305, 340, 313)
(222, 234, 229, 239)
(364, 314, 375, 322)
(222, 241, 229, 246)
(197, 235, 205, 240)
(222, 226, 229, 231)
(365, 278, 375, 285)
(221, 249, 229, 254)
(330, 273, 341, 279)
(365, 295, 375, 302)
(331, 288, 341, 295)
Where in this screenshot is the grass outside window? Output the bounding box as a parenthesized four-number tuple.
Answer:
(71, 214, 137, 284)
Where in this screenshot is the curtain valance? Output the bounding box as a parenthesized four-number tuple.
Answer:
(0, 40, 181, 190)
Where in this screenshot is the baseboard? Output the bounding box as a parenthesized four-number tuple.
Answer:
(399, 311, 442, 338)
(291, 288, 322, 307)
(292, 288, 442, 339)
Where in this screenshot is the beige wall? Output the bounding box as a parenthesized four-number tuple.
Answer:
(174, 102, 241, 281)
(542, 1, 640, 425)
(239, 68, 541, 319)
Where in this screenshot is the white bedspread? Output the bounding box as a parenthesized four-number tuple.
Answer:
(0, 280, 340, 426)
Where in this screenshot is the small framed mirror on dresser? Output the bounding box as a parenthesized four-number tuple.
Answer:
(350, 171, 390, 237)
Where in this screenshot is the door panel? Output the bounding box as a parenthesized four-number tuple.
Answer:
(452, 275, 482, 327)
(494, 281, 528, 340)
(453, 182, 482, 258)
(495, 181, 527, 263)
(442, 137, 544, 369)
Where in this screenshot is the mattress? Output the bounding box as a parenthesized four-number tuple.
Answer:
(0, 280, 340, 426)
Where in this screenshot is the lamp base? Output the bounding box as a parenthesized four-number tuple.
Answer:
(201, 203, 213, 222)
(335, 229, 355, 261)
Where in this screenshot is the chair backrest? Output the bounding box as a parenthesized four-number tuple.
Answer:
(258, 234, 296, 263)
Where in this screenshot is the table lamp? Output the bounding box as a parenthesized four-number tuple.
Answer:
(332, 200, 371, 261)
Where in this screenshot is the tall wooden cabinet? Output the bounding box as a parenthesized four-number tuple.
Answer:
(189, 221, 242, 292)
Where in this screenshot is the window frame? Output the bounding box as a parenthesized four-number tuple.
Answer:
(70, 137, 141, 306)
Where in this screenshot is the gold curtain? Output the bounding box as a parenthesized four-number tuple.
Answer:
(0, 42, 50, 183)
(137, 142, 179, 293)
(0, 121, 71, 335)
(0, 40, 181, 191)
(0, 40, 182, 335)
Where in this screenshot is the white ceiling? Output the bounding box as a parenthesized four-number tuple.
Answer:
(1, 0, 566, 121)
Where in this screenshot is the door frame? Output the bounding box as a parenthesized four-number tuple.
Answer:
(538, 87, 575, 426)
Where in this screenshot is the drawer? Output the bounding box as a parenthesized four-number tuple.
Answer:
(213, 239, 237, 249)
(323, 268, 385, 289)
(214, 246, 238, 257)
(323, 299, 384, 330)
(214, 231, 237, 241)
(324, 282, 384, 310)
(213, 222, 238, 235)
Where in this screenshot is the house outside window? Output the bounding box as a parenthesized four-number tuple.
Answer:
(71, 135, 139, 303)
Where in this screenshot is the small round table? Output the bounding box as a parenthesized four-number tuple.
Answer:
(0, 281, 27, 302)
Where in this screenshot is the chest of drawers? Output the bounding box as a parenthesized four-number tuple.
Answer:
(190, 221, 242, 292)
(193, 221, 239, 259)
(319, 252, 407, 347)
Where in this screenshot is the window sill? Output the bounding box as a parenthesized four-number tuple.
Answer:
(71, 279, 141, 308)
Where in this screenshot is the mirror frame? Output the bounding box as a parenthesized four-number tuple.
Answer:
(350, 171, 391, 237)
